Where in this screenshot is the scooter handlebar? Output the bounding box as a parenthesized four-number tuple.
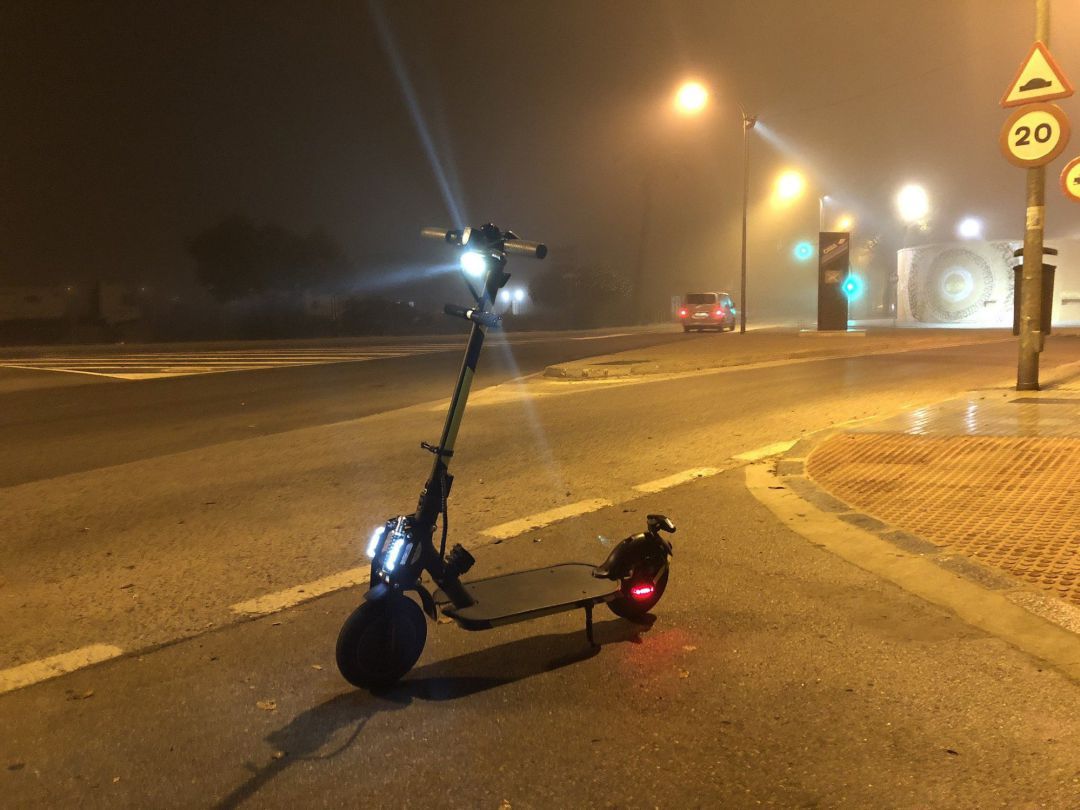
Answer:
(421, 226, 472, 246)
(504, 239, 548, 259)
(421, 227, 449, 241)
(422, 227, 546, 259)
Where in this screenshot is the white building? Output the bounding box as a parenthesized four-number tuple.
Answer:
(896, 239, 1080, 327)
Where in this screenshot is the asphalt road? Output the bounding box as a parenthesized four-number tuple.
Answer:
(0, 329, 686, 486)
(2, 331, 1079, 807)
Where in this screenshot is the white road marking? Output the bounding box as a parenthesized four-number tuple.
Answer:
(571, 333, 635, 341)
(230, 566, 369, 616)
(732, 440, 798, 461)
(0, 346, 458, 380)
(480, 498, 613, 540)
(0, 644, 124, 695)
(633, 467, 721, 493)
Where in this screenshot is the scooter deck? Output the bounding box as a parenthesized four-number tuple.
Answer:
(437, 563, 618, 631)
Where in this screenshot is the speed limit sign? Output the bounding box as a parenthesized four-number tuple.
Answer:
(999, 102, 1071, 167)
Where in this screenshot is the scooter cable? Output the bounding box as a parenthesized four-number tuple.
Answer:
(438, 469, 449, 560)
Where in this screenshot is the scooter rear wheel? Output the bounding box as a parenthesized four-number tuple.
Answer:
(336, 594, 427, 688)
(608, 566, 669, 621)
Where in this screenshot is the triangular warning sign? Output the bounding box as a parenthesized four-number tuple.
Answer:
(1001, 41, 1074, 107)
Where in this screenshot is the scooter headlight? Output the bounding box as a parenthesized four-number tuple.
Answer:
(369, 515, 415, 578)
(460, 250, 488, 278)
(366, 525, 386, 559)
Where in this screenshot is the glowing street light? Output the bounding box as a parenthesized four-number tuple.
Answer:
(667, 78, 756, 333)
(674, 80, 709, 115)
(957, 216, 983, 240)
(836, 214, 855, 232)
(896, 183, 930, 224)
(774, 169, 807, 203)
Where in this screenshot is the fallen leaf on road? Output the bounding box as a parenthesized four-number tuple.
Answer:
(437, 615, 453, 624)
(310, 664, 323, 671)
(682, 645, 698, 652)
(112, 776, 120, 783)
(678, 670, 690, 679)
(68, 689, 95, 701)
(256, 700, 277, 712)
(272, 751, 286, 760)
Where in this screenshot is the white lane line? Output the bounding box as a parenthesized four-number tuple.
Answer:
(230, 566, 369, 616)
(633, 467, 721, 493)
(0, 644, 124, 695)
(571, 333, 634, 341)
(480, 498, 612, 540)
(733, 440, 798, 462)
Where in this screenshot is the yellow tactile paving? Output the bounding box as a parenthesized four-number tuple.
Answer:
(808, 432, 1080, 606)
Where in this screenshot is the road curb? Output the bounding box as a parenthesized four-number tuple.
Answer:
(748, 384, 1080, 679)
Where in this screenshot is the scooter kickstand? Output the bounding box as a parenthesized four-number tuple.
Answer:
(584, 603, 597, 648)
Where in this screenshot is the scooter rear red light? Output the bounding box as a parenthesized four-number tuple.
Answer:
(629, 582, 655, 600)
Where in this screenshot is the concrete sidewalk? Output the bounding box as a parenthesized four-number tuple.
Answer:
(548, 327, 1080, 638)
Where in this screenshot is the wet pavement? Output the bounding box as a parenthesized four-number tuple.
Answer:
(547, 328, 1080, 632)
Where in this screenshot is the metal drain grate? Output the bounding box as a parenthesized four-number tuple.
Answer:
(808, 433, 1080, 606)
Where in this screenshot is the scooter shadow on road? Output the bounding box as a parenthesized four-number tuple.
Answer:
(214, 615, 653, 809)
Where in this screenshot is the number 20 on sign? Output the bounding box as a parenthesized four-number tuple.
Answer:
(999, 102, 1071, 168)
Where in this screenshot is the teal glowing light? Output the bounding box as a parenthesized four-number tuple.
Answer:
(793, 241, 814, 261)
(842, 273, 865, 301)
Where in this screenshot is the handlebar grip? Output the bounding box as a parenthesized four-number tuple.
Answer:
(444, 303, 501, 328)
(422, 226, 473, 246)
(504, 240, 548, 259)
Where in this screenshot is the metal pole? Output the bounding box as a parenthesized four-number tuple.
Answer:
(633, 174, 652, 325)
(739, 113, 754, 334)
(1017, 0, 1050, 390)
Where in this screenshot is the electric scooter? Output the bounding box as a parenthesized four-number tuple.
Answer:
(335, 223, 675, 689)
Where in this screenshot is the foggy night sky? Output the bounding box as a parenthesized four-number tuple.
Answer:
(2, 1, 1079, 310)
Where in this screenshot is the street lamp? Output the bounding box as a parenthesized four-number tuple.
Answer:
(674, 81, 709, 115)
(957, 216, 983, 239)
(836, 214, 855, 232)
(773, 169, 806, 204)
(670, 80, 756, 333)
(896, 183, 930, 224)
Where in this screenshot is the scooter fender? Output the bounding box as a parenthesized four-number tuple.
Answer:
(361, 581, 438, 621)
(593, 531, 673, 581)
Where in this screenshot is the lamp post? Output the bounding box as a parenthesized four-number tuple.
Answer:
(739, 109, 757, 334)
(673, 81, 756, 333)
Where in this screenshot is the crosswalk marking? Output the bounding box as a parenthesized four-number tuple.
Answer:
(0, 345, 459, 380)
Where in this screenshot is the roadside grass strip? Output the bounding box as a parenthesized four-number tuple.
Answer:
(230, 566, 369, 616)
(0, 644, 124, 695)
(633, 467, 721, 493)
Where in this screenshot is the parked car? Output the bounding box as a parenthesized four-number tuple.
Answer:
(677, 292, 736, 332)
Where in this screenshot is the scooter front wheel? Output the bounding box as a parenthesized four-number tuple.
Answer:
(336, 594, 426, 689)
(608, 565, 669, 621)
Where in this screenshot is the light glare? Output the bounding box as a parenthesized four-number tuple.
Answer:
(461, 251, 487, 278)
(896, 184, 930, 223)
(366, 525, 385, 559)
(957, 217, 983, 239)
(775, 170, 807, 202)
(674, 81, 709, 115)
